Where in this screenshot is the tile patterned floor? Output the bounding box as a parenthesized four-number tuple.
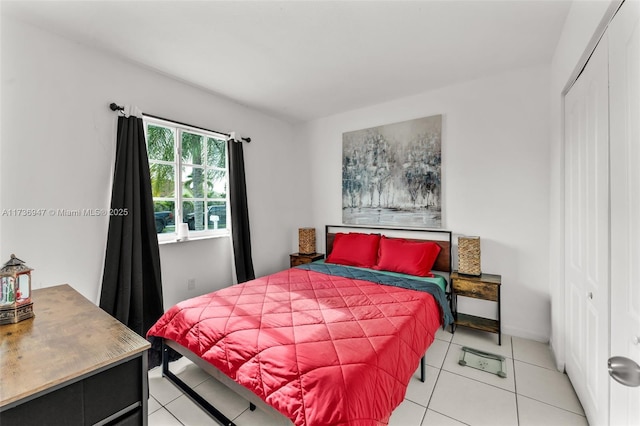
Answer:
(148, 328, 588, 425)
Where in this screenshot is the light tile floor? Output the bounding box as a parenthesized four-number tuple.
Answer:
(148, 328, 588, 426)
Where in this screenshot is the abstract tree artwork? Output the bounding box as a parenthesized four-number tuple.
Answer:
(342, 114, 442, 228)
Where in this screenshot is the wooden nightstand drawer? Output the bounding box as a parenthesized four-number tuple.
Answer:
(452, 278, 498, 301)
(290, 253, 324, 267)
(291, 257, 308, 267)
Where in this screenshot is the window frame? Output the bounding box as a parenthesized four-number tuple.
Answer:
(144, 116, 230, 242)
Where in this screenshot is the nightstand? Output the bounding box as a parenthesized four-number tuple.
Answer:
(290, 253, 324, 267)
(450, 271, 502, 345)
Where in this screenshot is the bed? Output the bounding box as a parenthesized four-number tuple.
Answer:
(148, 225, 453, 426)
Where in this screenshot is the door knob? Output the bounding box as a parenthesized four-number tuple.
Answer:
(587, 292, 593, 299)
(608, 356, 640, 387)
(633, 336, 639, 345)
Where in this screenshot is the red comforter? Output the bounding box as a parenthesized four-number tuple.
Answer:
(148, 267, 442, 425)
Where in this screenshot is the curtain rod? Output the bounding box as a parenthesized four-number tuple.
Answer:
(109, 103, 251, 142)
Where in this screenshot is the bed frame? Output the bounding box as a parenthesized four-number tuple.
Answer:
(162, 339, 291, 426)
(161, 225, 453, 426)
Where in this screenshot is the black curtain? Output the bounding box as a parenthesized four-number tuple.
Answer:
(100, 114, 164, 343)
(228, 139, 255, 283)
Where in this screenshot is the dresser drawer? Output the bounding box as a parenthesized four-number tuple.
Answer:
(0, 381, 84, 425)
(84, 357, 142, 425)
(452, 278, 498, 301)
(1, 357, 144, 426)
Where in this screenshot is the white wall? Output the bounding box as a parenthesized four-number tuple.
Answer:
(0, 16, 311, 305)
(298, 66, 552, 341)
(158, 237, 233, 308)
(3, 4, 607, 346)
(548, 0, 617, 369)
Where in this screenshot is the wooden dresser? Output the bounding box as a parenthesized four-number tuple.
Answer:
(0, 284, 150, 425)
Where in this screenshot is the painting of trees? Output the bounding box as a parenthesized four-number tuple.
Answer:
(342, 115, 442, 228)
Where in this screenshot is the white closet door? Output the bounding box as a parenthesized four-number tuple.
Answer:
(564, 34, 610, 426)
(609, 0, 640, 424)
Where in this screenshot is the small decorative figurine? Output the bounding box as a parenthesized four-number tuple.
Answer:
(0, 254, 34, 324)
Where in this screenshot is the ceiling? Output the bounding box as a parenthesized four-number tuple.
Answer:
(2, 0, 572, 123)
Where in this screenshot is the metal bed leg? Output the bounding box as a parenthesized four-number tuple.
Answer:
(420, 355, 426, 383)
(162, 341, 236, 426)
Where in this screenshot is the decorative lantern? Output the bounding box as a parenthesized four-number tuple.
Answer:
(458, 236, 481, 276)
(298, 228, 316, 255)
(0, 254, 34, 324)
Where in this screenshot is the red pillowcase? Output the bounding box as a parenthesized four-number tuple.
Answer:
(373, 236, 441, 277)
(326, 232, 381, 268)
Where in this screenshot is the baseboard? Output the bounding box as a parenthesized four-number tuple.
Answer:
(501, 325, 549, 343)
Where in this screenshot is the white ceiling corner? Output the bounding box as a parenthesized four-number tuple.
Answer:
(1, 0, 573, 123)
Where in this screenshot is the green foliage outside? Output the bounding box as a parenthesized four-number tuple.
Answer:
(147, 124, 227, 232)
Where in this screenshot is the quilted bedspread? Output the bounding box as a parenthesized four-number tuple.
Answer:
(147, 266, 449, 425)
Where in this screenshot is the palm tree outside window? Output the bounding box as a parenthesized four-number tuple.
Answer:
(144, 117, 229, 240)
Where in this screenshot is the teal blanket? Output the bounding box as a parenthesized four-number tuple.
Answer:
(296, 262, 453, 326)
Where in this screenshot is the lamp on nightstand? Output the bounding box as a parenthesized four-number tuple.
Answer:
(0, 254, 34, 324)
(458, 236, 481, 276)
(298, 228, 316, 255)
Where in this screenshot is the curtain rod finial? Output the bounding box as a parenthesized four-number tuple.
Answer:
(230, 131, 251, 143)
(109, 102, 124, 112)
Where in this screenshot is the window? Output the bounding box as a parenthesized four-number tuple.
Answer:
(144, 117, 229, 239)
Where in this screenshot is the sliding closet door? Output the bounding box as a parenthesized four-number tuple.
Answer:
(609, 0, 640, 423)
(564, 35, 610, 426)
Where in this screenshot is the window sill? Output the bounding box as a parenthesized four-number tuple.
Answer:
(158, 232, 230, 245)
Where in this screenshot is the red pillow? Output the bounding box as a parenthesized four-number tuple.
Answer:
(326, 233, 381, 268)
(373, 236, 441, 277)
